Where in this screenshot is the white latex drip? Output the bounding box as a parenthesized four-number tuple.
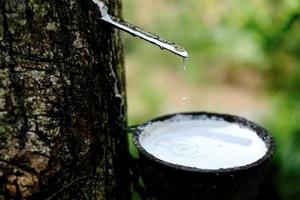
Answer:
(91, 0, 122, 99)
(182, 57, 187, 71)
(92, 0, 188, 58)
(181, 96, 187, 101)
(139, 115, 267, 170)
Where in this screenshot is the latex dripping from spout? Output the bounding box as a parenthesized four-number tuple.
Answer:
(92, 0, 188, 59)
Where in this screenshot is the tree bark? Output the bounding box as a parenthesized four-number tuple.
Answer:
(0, 0, 129, 199)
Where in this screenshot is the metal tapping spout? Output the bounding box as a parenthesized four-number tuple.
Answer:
(92, 0, 188, 58)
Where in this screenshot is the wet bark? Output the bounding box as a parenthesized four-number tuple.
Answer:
(0, 0, 129, 199)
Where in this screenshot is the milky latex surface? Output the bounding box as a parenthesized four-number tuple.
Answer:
(139, 115, 267, 170)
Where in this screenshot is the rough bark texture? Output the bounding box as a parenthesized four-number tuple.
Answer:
(0, 0, 129, 199)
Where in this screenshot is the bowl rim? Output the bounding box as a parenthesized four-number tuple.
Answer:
(132, 111, 276, 173)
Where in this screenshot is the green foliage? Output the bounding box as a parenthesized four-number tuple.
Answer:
(124, 0, 300, 199)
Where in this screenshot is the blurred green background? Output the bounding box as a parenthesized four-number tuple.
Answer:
(123, 0, 300, 199)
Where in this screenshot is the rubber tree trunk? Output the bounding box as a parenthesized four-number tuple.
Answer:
(0, 0, 129, 199)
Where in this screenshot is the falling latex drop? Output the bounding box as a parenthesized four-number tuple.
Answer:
(182, 57, 187, 71)
(180, 57, 188, 102)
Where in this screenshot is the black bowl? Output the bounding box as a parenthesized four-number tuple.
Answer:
(132, 112, 275, 200)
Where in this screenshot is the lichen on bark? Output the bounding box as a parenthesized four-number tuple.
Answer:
(0, 0, 128, 199)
